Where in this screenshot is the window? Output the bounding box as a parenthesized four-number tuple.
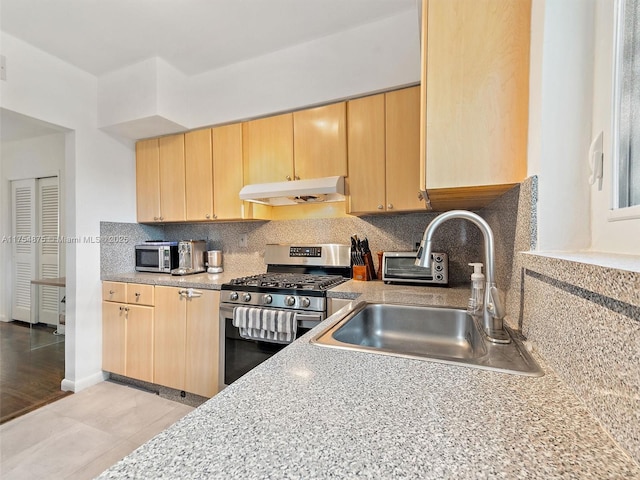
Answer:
(613, 0, 640, 212)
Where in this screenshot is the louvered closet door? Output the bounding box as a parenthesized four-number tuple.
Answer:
(38, 177, 60, 325)
(11, 179, 36, 322)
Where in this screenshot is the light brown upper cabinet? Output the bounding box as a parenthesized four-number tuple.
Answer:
(136, 134, 186, 222)
(212, 123, 248, 220)
(293, 102, 347, 179)
(185, 129, 214, 221)
(347, 86, 423, 215)
(135, 138, 161, 223)
(346, 93, 386, 213)
(420, 0, 531, 210)
(242, 113, 294, 185)
(184, 125, 269, 221)
(385, 86, 424, 212)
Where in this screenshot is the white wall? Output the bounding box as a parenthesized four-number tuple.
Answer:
(528, 0, 595, 252)
(95, 8, 421, 134)
(0, 133, 66, 323)
(1, 32, 137, 391)
(187, 9, 421, 127)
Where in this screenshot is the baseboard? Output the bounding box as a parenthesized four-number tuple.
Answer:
(61, 371, 109, 393)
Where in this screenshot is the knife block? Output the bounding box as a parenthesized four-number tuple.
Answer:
(353, 253, 376, 281)
(352, 265, 369, 281)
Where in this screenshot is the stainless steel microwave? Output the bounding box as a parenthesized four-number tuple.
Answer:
(382, 251, 448, 286)
(135, 241, 178, 273)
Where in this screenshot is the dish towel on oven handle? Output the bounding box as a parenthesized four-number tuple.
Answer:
(232, 306, 297, 343)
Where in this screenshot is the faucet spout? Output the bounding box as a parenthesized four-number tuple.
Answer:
(415, 210, 510, 343)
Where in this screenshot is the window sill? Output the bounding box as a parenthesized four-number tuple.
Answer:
(608, 205, 640, 222)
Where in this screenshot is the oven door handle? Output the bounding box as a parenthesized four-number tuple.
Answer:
(295, 312, 323, 329)
(295, 313, 322, 322)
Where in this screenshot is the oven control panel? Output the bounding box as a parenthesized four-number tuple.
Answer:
(220, 290, 326, 312)
(264, 244, 351, 268)
(289, 246, 321, 257)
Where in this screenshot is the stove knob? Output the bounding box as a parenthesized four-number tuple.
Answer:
(229, 292, 239, 301)
(263, 294, 273, 305)
(300, 297, 311, 308)
(285, 296, 296, 307)
(242, 293, 252, 302)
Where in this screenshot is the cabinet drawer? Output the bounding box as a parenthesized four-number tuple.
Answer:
(127, 283, 155, 306)
(103, 282, 127, 303)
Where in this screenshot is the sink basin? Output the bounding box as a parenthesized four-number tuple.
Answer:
(311, 302, 543, 376)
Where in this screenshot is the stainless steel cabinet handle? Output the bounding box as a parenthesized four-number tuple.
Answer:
(205, 214, 210, 219)
(135, 292, 141, 297)
(294, 175, 300, 180)
(154, 216, 159, 221)
(387, 203, 393, 209)
(286, 175, 292, 181)
(179, 288, 203, 298)
(109, 290, 115, 295)
(377, 205, 384, 210)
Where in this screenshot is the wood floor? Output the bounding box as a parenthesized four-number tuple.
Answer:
(0, 321, 70, 424)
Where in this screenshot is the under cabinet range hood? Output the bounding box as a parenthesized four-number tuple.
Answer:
(239, 176, 345, 206)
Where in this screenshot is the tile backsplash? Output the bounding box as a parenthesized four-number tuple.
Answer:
(101, 183, 523, 288)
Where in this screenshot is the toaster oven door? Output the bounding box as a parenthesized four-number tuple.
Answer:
(382, 252, 448, 285)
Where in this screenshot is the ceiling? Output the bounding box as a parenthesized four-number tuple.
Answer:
(0, 0, 417, 77)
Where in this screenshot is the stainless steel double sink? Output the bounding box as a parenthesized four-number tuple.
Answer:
(311, 302, 543, 376)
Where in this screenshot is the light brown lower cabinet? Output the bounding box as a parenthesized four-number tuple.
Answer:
(102, 301, 154, 383)
(154, 286, 220, 398)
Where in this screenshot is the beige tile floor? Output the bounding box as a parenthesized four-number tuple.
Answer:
(0, 380, 194, 479)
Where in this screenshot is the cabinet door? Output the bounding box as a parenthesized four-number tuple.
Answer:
(154, 286, 186, 390)
(126, 305, 154, 383)
(242, 113, 294, 184)
(423, 0, 529, 192)
(346, 94, 386, 213)
(293, 102, 347, 179)
(136, 138, 161, 222)
(385, 86, 424, 212)
(102, 301, 126, 375)
(158, 134, 186, 222)
(212, 124, 244, 220)
(185, 129, 214, 221)
(185, 290, 220, 397)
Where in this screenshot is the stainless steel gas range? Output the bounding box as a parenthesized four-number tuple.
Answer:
(219, 244, 351, 386)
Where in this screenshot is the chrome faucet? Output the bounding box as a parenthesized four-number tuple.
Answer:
(415, 210, 510, 343)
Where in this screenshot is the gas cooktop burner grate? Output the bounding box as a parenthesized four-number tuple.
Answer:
(226, 273, 347, 291)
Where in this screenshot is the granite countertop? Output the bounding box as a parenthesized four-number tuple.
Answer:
(98, 276, 640, 479)
(101, 270, 254, 289)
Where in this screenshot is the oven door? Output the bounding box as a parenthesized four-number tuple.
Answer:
(219, 303, 323, 386)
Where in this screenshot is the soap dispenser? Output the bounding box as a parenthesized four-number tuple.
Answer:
(467, 263, 485, 314)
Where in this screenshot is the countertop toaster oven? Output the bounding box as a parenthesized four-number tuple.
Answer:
(382, 251, 448, 286)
